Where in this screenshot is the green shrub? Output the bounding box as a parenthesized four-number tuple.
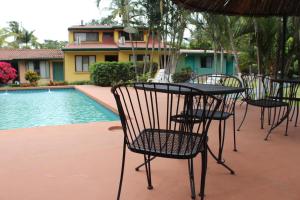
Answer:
(172, 67, 192, 83)
(137, 73, 151, 82)
(90, 62, 135, 86)
(25, 71, 40, 86)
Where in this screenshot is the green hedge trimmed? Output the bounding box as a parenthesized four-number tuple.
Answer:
(90, 62, 135, 86)
(90, 62, 159, 86)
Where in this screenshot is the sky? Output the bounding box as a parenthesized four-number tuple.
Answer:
(0, 0, 111, 42)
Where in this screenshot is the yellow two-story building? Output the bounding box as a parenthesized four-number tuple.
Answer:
(63, 25, 162, 82)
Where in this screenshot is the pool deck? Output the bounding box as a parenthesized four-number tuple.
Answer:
(0, 85, 299, 200)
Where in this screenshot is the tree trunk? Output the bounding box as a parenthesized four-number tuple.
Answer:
(220, 47, 224, 74)
(213, 43, 218, 74)
(143, 28, 151, 75)
(226, 17, 241, 74)
(254, 19, 261, 74)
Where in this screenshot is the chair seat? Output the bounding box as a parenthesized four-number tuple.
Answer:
(170, 110, 231, 123)
(128, 129, 205, 159)
(246, 99, 288, 108)
(192, 109, 231, 120)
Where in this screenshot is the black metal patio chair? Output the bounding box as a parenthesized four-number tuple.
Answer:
(190, 74, 243, 152)
(111, 83, 221, 200)
(270, 79, 300, 127)
(237, 74, 289, 140)
(289, 89, 300, 127)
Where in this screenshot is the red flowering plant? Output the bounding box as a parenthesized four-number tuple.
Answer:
(0, 62, 17, 84)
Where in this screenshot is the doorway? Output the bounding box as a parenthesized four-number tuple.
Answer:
(52, 62, 64, 81)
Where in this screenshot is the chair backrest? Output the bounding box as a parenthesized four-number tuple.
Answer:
(111, 83, 221, 155)
(242, 74, 283, 101)
(266, 78, 300, 102)
(242, 74, 262, 100)
(190, 74, 242, 115)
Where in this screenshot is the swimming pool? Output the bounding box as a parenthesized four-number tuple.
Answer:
(0, 88, 119, 130)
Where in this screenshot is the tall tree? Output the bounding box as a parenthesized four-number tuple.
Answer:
(6, 21, 39, 48)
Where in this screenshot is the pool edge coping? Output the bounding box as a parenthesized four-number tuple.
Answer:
(74, 86, 119, 116)
(0, 85, 74, 91)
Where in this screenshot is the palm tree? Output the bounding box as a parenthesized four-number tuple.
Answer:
(283, 17, 300, 77)
(19, 30, 34, 48)
(6, 21, 39, 48)
(6, 21, 22, 48)
(191, 14, 230, 73)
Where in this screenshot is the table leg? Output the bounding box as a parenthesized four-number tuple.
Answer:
(208, 119, 235, 174)
(207, 146, 235, 175)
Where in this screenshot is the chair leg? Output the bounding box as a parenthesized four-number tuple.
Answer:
(290, 101, 296, 122)
(233, 113, 237, 152)
(188, 159, 196, 199)
(199, 146, 208, 200)
(144, 154, 153, 190)
(265, 106, 276, 140)
(237, 103, 248, 131)
(260, 107, 265, 129)
(135, 156, 156, 171)
(295, 102, 299, 127)
(117, 141, 127, 200)
(268, 108, 271, 125)
(218, 120, 226, 162)
(285, 106, 290, 136)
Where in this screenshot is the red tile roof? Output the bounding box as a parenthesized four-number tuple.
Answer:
(0, 49, 63, 60)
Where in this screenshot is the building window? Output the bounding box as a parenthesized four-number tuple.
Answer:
(120, 31, 144, 41)
(74, 32, 99, 42)
(129, 55, 150, 62)
(200, 56, 213, 68)
(39, 61, 50, 78)
(103, 32, 114, 43)
(75, 56, 96, 72)
(26, 61, 35, 71)
(25, 61, 50, 78)
(105, 55, 118, 62)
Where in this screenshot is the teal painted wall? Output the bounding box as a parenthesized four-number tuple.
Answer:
(176, 53, 236, 75)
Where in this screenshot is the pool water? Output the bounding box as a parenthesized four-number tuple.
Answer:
(0, 89, 119, 130)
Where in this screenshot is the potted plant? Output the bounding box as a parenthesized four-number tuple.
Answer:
(25, 71, 40, 86)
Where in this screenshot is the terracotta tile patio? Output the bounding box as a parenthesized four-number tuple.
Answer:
(0, 85, 299, 200)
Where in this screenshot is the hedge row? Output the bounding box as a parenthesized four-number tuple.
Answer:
(90, 62, 158, 86)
